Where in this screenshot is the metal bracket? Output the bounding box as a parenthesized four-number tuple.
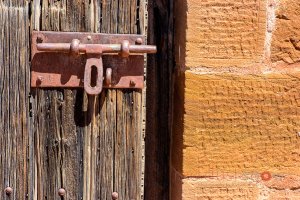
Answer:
(31, 31, 157, 95)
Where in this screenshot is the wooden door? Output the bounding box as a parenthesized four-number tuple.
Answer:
(0, 0, 147, 199)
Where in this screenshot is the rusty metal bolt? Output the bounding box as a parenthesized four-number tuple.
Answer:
(4, 187, 13, 195)
(58, 188, 66, 197)
(70, 39, 80, 56)
(135, 38, 143, 45)
(120, 40, 130, 57)
(112, 192, 118, 199)
(261, 171, 272, 181)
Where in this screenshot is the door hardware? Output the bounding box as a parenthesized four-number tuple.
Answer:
(4, 187, 13, 196)
(31, 31, 157, 95)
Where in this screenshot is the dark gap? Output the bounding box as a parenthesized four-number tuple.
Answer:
(28, 0, 33, 120)
(113, 89, 117, 192)
(117, 0, 120, 33)
(40, 0, 43, 30)
(90, 65, 98, 87)
(100, 0, 103, 32)
(59, 91, 64, 189)
(136, 0, 140, 34)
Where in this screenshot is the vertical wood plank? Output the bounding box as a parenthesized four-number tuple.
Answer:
(113, 0, 144, 199)
(0, 1, 30, 200)
(1, 0, 147, 199)
(96, 90, 115, 200)
(32, 0, 89, 199)
(29, 0, 147, 200)
(98, 0, 145, 199)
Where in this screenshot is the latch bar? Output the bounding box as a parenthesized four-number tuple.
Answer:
(36, 41, 157, 55)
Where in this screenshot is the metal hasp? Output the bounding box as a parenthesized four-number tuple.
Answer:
(31, 31, 157, 95)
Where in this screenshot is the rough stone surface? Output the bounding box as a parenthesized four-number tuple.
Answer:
(264, 175, 300, 190)
(271, 0, 300, 64)
(172, 0, 300, 199)
(182, 178, 258, 200)
(170, 171, 300, 200)
(175, 0, 266, 68)
(269, 190, 300, 200)
(172, 71, 300, 176)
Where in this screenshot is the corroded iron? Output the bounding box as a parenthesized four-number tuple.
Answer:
(58, 188, 66, 196)
(112, 192, 119, 199)
(31, 31, 157, 95)
(4, 187, 13, 195)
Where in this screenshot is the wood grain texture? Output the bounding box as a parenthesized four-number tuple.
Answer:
(0, 1, 30, 200)
(30, 0, 145, 200)
(1, 0, 147, 199)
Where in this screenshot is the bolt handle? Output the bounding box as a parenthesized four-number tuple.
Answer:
(84, 56, 103, 95)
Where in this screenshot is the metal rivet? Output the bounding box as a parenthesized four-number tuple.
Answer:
(58, 188, 66, 197)
(112, 192, 118, 199)
(87, 35, 92, 40)
(37, 76, 43, 81)
(36, 76, 43, 85)
(5, 187, 13, 195)
(261, 171, 272, 181)
(37, 36, 43, 43)
(135, 38, 143, 45)
(130, 80, 136, 87)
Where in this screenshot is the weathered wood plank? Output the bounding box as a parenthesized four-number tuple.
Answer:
(1, 0, 147, 199)
(96, 91, 115, 200)
(0, 1, 30, 199)
(31, 0, 146, 200)
(112, 0, 144, 199)
(98, 0, 145, 199)
(32, 0, 88, 199)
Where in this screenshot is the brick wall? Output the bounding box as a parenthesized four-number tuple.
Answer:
(171, 0, 300, 199)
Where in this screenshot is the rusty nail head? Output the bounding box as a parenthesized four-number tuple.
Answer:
(5, 187, 13, 195)
(130, 80, 136, 86)
(135, 38, 143, 45)
(37, 36, 43, 43)
(261, 171, 272, 181)
(36, 76, 43, 86)
(58, 188, 66, 196)
(112, 192, 118, 199)
(37, 76, 43, 81)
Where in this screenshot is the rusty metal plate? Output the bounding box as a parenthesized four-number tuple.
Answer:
(31, 31, 145, 89)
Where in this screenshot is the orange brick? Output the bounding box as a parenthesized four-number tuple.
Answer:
(271, 0, 300, 63)
(176, 176, 259, 200)
(175, 0, 266, 68)
(269, 190, 300, 200)
(172, 71, 300, 176)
